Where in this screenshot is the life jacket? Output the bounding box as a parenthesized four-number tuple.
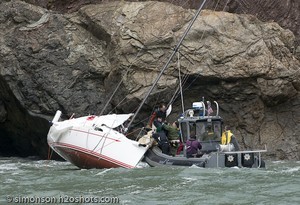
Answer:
(221, 130, 233, 145)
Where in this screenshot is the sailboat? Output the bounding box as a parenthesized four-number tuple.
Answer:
(47, 0, 267, 169)
(47, 111, 153, 169)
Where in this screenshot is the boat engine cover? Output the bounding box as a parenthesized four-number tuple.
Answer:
(242, 153, 254, 167)
(225, 154, 238, 167)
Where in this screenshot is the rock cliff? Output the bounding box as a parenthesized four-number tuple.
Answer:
(0, 0, 299, 160)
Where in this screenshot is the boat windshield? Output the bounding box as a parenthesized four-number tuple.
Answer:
(181, 120, 222, 142)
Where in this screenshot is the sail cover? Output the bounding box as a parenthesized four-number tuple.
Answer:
(93, 113, 134, 128)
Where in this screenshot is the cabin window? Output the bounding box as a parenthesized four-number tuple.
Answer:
(213, 122, 222, 139)
(180, 120, 222, 142)
(185, 122, 197, 140)
(180, 122, 188, 142)
(195, 120, 222, 141)
(195, 122, 206, 141)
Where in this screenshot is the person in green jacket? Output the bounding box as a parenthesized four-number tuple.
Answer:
(162, 121, 180, 156)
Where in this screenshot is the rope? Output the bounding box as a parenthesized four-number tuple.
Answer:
(99, 70, 128, 115)
(98, 119, 118, 157)
(178, 52, 185, 113)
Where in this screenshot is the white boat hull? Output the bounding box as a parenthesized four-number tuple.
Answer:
(47, 113, 152, 169)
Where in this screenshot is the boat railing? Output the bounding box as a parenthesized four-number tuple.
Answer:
(222, 149, 268, 154)
(214, 101, 219, 116)
(183, 100, 220, 118)
(220, 144, 267, 168)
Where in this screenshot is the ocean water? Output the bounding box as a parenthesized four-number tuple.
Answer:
(0, 157, 299, 205)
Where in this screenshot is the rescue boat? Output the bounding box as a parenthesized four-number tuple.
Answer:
(144, 101, 267, 168)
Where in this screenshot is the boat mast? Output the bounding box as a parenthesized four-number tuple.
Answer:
(126, 0, 208, 130)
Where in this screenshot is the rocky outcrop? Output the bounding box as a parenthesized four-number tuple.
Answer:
(22, 0, 300, 48)
(0, 0, 299, 160)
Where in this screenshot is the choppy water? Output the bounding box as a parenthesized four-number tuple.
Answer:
(0, 157, 299, 205)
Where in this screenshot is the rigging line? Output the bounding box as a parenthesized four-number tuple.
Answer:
(169, 77, 188, 106)
(142, 0, 191, 45)
(237, 0, 250, 9)
(181, 72, 204, 94)
(167, 84, 180, 107)
(213, 0, 222, 12)
(126, 0, 208, 131)
(102, 3, 178, 115)
(170, 0, 231, 107)
(182, 74, 200, 92)
(168, 1, 217, 97)
(98, 118, 118, 157)
(105, 47, 146, 115)
(131, 89, 162, 117)
(178, 48, 195, 65)
(223, 0, 231, 12)
(145, 91, 162, 126)
(108, 96, 128, 114)
(167, 86, 179, 108)
(104, 1, 184, 116)
(233, 0, 249, 15)
(126, 127, 143, 137)
(108, 84, 162, 116)
(139, 70, 170, 127)
(168, 52, 191, 103)
(98, 131, 109, 158)
(172, 71, 193, 106)
(168, 70, 190, 107)
(174, 0, 229, 96)
(151, 0, 208, 72)
(91, 132, 105, 153)
(178, 52, 185, 113)
(167, 51, 193, 107)
(99, 70, 129, 116)
(175, 0, 190, 9)
(194, 0, 223, 46)
(100, 2, 205, 117)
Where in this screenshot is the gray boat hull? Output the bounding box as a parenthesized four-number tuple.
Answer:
(144, 146, 265, 168)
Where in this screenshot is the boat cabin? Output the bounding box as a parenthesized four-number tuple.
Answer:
(178, 101, 223, 154)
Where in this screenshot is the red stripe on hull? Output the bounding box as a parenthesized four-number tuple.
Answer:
(52, 145, 132, 169)
(51, 142, 133, 168)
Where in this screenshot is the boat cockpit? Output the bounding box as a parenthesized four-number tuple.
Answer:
(178, 101, 223, 153)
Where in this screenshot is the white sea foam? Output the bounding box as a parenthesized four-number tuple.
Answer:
(230, 166, 240, 170)
(136, 161, 150, 168)
(189, 164, 203, 169)
(282, 166, 300, 173)
(0, 163, 19, 171)
(95, 168, 112, 176)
